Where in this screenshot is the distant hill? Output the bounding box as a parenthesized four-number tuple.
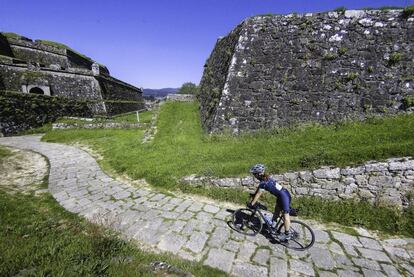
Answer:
(143, 88, 179, 98)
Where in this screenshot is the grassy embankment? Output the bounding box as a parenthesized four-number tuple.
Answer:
(0, 147, 225, 277)
(42, 102, 414, 236)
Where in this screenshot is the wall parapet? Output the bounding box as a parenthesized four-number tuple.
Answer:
(181, 157, 414, 208)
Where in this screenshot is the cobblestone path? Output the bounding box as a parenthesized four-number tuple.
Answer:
(1, 135, 413, 277)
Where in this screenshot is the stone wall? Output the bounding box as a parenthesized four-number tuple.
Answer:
(0, 90, 93, 135)
(0, 32, 144, 117)
(199, 10, 414, 133)
(52, 122, 143, 130)
(166, 94, 196, 101)
(199, 24, 243, 131)
(97, 76, 145, 115)
(0, 64, 107, 114)
(181, 157, 414, 208)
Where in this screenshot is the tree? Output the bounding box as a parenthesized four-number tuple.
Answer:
(178, 82, 199, 95)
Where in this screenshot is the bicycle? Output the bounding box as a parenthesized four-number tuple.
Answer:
(231, 202, 315, 251)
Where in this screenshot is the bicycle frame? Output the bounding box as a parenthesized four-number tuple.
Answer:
(254, 207, 284, 234)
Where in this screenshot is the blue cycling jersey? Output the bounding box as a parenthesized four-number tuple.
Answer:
(259, 177, 291, 213)
(258, 178, 283, 197)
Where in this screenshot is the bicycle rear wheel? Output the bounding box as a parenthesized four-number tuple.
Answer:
(232, 208, 262, 236)
(277, 220, 315, 251)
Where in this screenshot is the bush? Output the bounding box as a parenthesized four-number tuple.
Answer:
(334, 6, 346, 14)
(178, 82, 199, 95)
(402, 96, 414, 110)
(388, 52, 402, 66)
(402, 5, 414, 18)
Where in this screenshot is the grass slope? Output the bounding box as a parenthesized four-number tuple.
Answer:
(0, 192, 225, 276)
(42, 101, 414, 235)
(44, 101, 414, 183)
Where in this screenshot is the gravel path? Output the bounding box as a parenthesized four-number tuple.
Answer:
(0, 135, 413, 277)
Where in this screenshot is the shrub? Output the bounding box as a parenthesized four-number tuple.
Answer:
(338, 47, 347, 55)
(402, 5, 414, 18)
(402, 96, 414, 110)
(388, 52, 402, 66)
(323, 53, 338, 61)
(178, 82, 199, 95)
(334, 6, 346, 14)
(346, 72, 359, 82)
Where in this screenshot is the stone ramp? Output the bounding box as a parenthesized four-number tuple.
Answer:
(0, 135, 413, 277)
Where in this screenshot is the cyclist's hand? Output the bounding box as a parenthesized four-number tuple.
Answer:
(247, 202, 257, 210)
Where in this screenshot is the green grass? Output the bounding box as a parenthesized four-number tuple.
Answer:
(112, 111, 153, 124)
(44, 101, 414, 181)
(0, 146, 12, 159)
(1, 32, 25, 40)
(0, 191, 225, 276)
(18, 123, 53, 135)
(42, 101, 414, 235)
(293, 197, 414, 237)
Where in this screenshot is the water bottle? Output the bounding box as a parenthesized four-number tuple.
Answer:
(263, 213, 273, 226)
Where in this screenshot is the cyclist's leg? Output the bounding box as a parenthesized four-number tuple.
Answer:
(273, 199, 282, 222)
(279, 189, 292, 233)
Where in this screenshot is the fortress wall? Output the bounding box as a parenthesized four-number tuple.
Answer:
(0, 65, 106, 114)
(97, 76, 144, 115)
(200, 10, 414, 133)
(199, 24, 243, 131)
(0, 33, 144, 118)
(66, 49, 94, 70)
(0, 90, 93, 135)
(10, 45, 70, 68)
(0, 34, 14, 57)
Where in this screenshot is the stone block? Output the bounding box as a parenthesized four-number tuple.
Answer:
(290, 259, 315, 276)
(295, 187, 309, 195)
(299, 171, 313, 182)
(309, 247, 336, 270)
(389, 160, 414, 171)
(158, 233, 188, 254)
(231, 262, 268, 277)
(358, 237, 382, 250)
(236, 241, 256, 262)
(269, 257, 287, 277)
(357, 248, 392, 262)
(203, 204, 220, 214)
(283, 172, 298, 181)
(361, 269, 386, 277)
(203, 248, 235, 273)
(381, 264, 401, 277)
(223, 240, 241, 252)
(341, 166, 365, 176)
(313, 167, 341, 179)
(252, 248, 270, 266)
(365, 162, 388, 172)
(352, 257, 381, 270)
(184, 231, 208, 254)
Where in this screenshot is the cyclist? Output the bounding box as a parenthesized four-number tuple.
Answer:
(248, 164, 292, 241)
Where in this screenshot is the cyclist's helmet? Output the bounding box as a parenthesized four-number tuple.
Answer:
(250, 164, 266, 175)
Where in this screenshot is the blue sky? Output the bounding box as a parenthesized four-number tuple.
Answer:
(1, 0, 413, 88)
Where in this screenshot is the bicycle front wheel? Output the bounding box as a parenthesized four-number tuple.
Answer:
(232, 208, 262, 236)
(278, 219, 315, 251)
